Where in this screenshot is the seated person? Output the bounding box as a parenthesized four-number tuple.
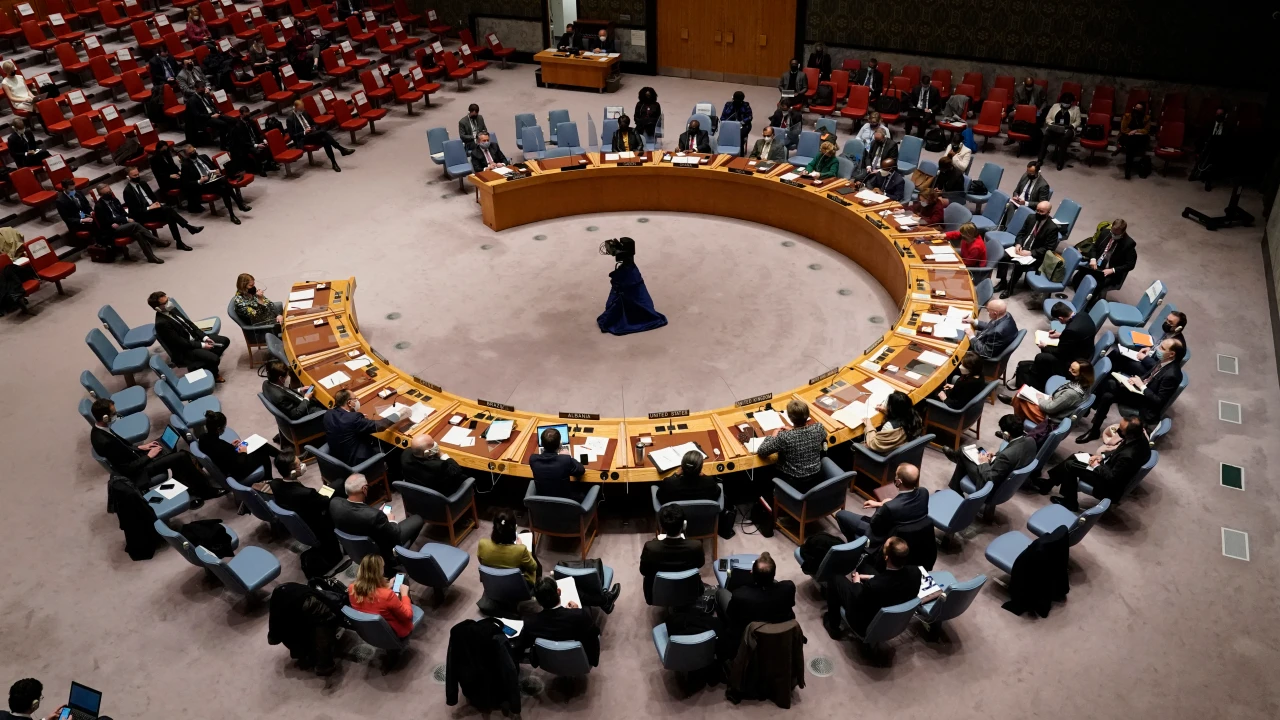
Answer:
(1004, 76, 1046, 127)
(610, 114, 644, 153)
(854, 110, 889, 153)
(270, 448, 340, 555)
(755, 399, 826, 492)
(1037, 415, 1152, 510)
(942, 134, 972, 173)
(748, 124, 787, 162)
(124, 166, 200, 250)
(944, 414, 1036, 495)
(528, 427, 586, 499)
(150, 141, 184, 198)
(330, 473, 425, 566)
(1040, 91, 1081, 170)
(676, 119, 711, 153)
(656, 450, 720, 505)
(150, 289, 230, 381)
(286, 99, 353, 173)
(908, 187, 946, 226)
(179, 144, 249, 222)
(1076, 338, 1184, 443)
(777, 59, 808, 100)
(994, 200, 1059, 299)
(723, 552, 796, 648)
(964, 297, 1017, 358)
(231, 272, 282, 331)
(934, 154, 965, 195)
(720, 90, 752, 153)
(933, 352, 988, 409)
(199, 409, 278, 482)
(768, 98, 804, 150)
(182, 82, 231, 148)
(943, 221, 988, 268)
(468, 131, 507, 173)
(96, 183, 169, 264)
(348, 554, 416, 638)
(89, 398, 224, 504)
(8, 118, 51, 167)
(1011, 301, 1097, 392)
(1008, 359, 1092, 425)
(5, 677, 106, 720)
(1108, 310, 1185, 376)
(557, 23, 581, 51)
(512, 577, 601, 667)
(1002, 161, 1051, 225)
(477, 509, 538, 586)
(860, 158, 906, 202)
(862, 128, 897, 174)
(55, 178, 98, 241)
(822, 536, 921, 638)
(862, 391, 922, 454)
(853, 59, 884, 100)
(263, 360, 325, 420)
(323, 388, 391, 467)
(902, 79, 941, 138)
(803, 140, 839, 179)
(400, 434, 468, 496)
(1070, 219, 1137, 308)
(592, 29, 615, 53)
(835, 462, 928, 549)
(639, 505, 705, 604)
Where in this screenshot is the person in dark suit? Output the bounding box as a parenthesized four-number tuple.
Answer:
(7, 118, 50, 167)
(400, 433, 468, 496)
(639, 505, 705, 604)
(1040, 415, 1152, 510)
(656, 451, 720, 505)
(529, 427, 586, 499)
(1005, 76, 1047, 126)
(769, 99, 805, 150)
(200, 410, 277, 482)
(228, 108, 278, 175)
(995, 200, 1059, 298)
(1011, 301, 1098, 393)
(676, 119, 711, 153)
(860, 157, 906, 202)
(610, 114, 644, 153)
(458, 104, 487, 150)
(55, 178, 96, 240)
(965, 298, 1018, 358)
(902, 81, 942, 137)
(95, 183, 168, 263)
(270, 447, 341, 555)
(592, 29, 615, 53)
(323, 388, 391, 467)
(148, 44, 180, 91)
(724, 552, 796, 647)
(1072, 219, 1137, 308)
(934, 352, 989, 409)
(89, 398, 223, 502)
(468, 131, 507, 173)
(286, 99, 353, 172)
(148, 289, 229, 379)
(150, 141, 184, 198)
(330, 473, 425, 565)
(806, 43, 832, 80)
(3, 677, 116, 720)
(512, 577, 602, 666)
(262, 361, 325, 420)
(557, 23, 582, 52)
(180, 143, 248, 222)
(836, 463, 929, 548)
(1077, 338, 1184, 443)
(748, 125, 787, 162)
(777, 59, 808, 99)
(1107, 311, 1186, 376)
(123, 166, 200, 250)
(854, 58, 884, 100)
(822, 536, 921, 637)
(1003, 161, 1051, 223)
(183, 83, 232, 148)
(862, 128, 898, 174)
(944, 414, 1037, 495)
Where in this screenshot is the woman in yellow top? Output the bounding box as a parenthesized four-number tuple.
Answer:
(611, 114, 644, 153)
(863, 390, 923, 453)
(804, 140, 840, 179)
(477, 510, 539, 586)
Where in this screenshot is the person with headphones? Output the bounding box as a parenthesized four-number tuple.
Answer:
(88, 398, 225, 506)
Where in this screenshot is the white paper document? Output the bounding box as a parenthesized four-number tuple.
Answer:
(895, 215, 919, 228)
(963, 444, 985, 465)
(152, 481, 187, 500)
(604, 153, 619, 161)
(441, 425, 472, 445)
(780, 172, 800, 181)
(1117, 346, 1143, 361)
(458, 436, 477, 447)
(753, 410, 785, 432)
(380, 403, 410, 421)
(648, 442, 705, 472)
(242, 433, 269, 454)
(485, 419, 514, 442)
(831, 401, 868, 430)
(916, 350, 949, 366)
(289, 289, 316, 301)
(517, 531, 533, 548)
(571, 445, 598, 463)
(344, 356, 373, 370)
(195, 318, 217, 332)
(319, 371, 350, 389)
(289, 299, 313, 310)
(1144, 280, 1164, 303)
(1111, 372, 1145, 394)
(1035, 330, 1059, 347)
(557, 576, 582, 608)
(855, 189, 889, 203)
(1005, 247, 1037, 265)
(582, 436, 610, 455)
(185, 369, 209, 383)
(1017, 385, 1049, 404)
(408, 403, 434, 424)
(744, 436, 767, 453)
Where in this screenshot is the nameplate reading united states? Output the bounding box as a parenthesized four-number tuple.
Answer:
(809, 368, 839, 386)
(648, 409, 690, 419)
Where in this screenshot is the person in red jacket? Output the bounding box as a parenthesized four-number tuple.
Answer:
(942, 221, 987, 268)
(348, 554, 415, 638)
(908, 187, 946, 226)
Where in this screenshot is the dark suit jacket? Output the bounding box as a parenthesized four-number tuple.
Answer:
(557, 31, 582, 50)
(8, 128, 41, 161)
(864, 137, 899, 169)
(845, 565, 921, 635)
(768, 108, 803, 130)
(1087, 230, 1137, 287)
(148, 54, 179, 88)
(468, 142, 508, 173)
(179, 153, 220, 188)
(639, 536, 705, 603)
(400, 453, 467, 496)
(726, 580, 796, 641)
(323, 407, 380, 466)
(330, 496, 404, 555)
(91, 425, 149, 478)
(93, 194, 131, 235)
(748, 137, 787, 162)
(656, 473, 719, 505)
(154, 308, 210, 367)
(285, 111, 321, 146)
(151, 151, 183, 191)
(610, 128, 644, 152)
(676, 129, 710, 153)
(854, 67, 883, 94)
(229, 118, 267, 157)
(806, 51, 832, 80)
(1050, 311, 1097, 369)
(201, 433, 260, 481)
(592, 36, 615, 53)
(123, 179, 163, 218)
(457, 114, 487, 147)
(864, 169, 906, 202)
(971, 312, 1018, 358)
(943, 374, 989, 409)
(270, 477, 334, 537)
(56, 189, 93, 231)
(514, 606, 600, 666)
(866, 487, 930, 547)
(975, 435, 1036, 493)
(263, 380, 320, 420)
(1013, 213, 1061, 260)
(1089, 436, 1152, 499)
(185, 91, 217, 122)
(1010, 173, 1051, 204)
(1134, 361, 1182, 423)
(906, 84, 942, 113)
(529, 452, 586, 498)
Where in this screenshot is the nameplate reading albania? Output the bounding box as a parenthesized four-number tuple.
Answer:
(478, 399, 515, 412)
(648, 409, 690, 419)
(734, 393, 773, 408)
(559, 412, 601, 421)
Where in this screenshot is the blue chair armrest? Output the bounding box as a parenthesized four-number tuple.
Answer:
(580, 485, 601, 514)
(772, 477, 804, 503)
(851, 442, 890, 464)
(650, 484, 662, 513)
(294, 407, 327, 425)
(922, 397, 957, 417)
(444, 477, 476, 505)
(351, 451, 388, 475)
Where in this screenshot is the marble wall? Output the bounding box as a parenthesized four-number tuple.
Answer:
(477, 16, 544, 53)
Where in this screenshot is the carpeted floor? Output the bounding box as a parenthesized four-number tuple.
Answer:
(2, 63, 1278, 720)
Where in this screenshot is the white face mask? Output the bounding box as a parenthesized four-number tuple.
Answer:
(164, 299, 176, 311)
(878, 168, 890, 176)
(350, 400, 360, 412)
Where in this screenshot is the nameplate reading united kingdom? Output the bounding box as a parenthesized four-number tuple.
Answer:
(809, 368, 839, 386)
(478, 399, 515, 412)
(648, 409, 690, 419)
(734, 393, 773, 408)
(559, 412, 601, 421)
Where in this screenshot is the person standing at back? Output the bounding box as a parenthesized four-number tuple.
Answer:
(458, 104, 487, 151)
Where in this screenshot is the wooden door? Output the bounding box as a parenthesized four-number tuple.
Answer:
(657, 0, 797, 83)
(656, 1, 693, 75)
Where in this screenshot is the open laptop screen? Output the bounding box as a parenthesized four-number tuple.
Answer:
(535, 423, 570, 453)
(68, 682, 102, 715)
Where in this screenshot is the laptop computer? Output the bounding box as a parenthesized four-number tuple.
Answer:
(66, 682, 103, 720)
(158, 425, 181, 451)
(535, 423, 570, 454)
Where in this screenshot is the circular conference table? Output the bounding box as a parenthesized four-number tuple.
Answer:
(281, 151, 975, 494)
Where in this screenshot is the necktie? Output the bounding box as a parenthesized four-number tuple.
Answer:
(136, 182, 151, 204)
(919, 90, 927, 109)
(195, 156, 210, 175)
(1032, 218, 1044, 240)
(1022, 180, 1032, 200)
(483, 147, 493, 165)
(1100, 237, 1115, 266)
(301, 114, 310, 132)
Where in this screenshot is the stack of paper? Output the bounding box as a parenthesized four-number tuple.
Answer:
(744, 436, 766, 453)
(927, 248, 958, 262)
(441, 425, 472, 445)
(1035, 330, 1059, 347)
(319, 371, 350, 389)
(754, 410, 785, 432)
(896, 215, 919, 228)
(1005, 247, 1038, 265)
(604, 153, 620, 161)
(962, 444, 986, 465)
(1017, 385, 1050, 404)
(289, 299, 314, 310)
(379, 403, 411, 421)
(1117, 346, 1144, 361)
(289, 289, 316, 301)
(618, 151, 636, 159)
(493, 167, 513, 176)
(186, 369, 209, 383)
(344, 355, 373, 370)
(831, 401, 868, 430)
(780, 172, 800, 181)
(408, 403, 434, 424)
(648, 442, 705, 472)
(485, 419, 514, 442)
(241, 434, 269, 453)
(582, 436, 610, 455)
(1111, 372, 1145, 394)
(571, 445, 599, 463)
(916, 350, 949, 367)
(855, 188, 889, 203)
(556, 577, 582, 608)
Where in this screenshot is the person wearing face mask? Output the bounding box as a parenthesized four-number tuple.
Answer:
(200, 410, 279, 483)
(558, 22, 581, 52)
(633, 86, 661, 140)
(286, 99, 353, 172)
(231, 272, 282, 329)
(1076, 338, 1184, 444)
(468, 131, 508, 173)
(183, 81, 231, 149)
(995, 200, 1059, 299)
(610, 114, 643, 152)
(1071, 218, 1137, 308)
(179, 144, 248, 222)
(592, 29, 615, 53)
(769, 98, 805, 150)
(943, 134, 972, 173)
(777, 58, 808, 101)
(150, 140, 184, 198)
(1190, 107, 1231, 191)
(270, 447, 343, 557)
(806, 42, 832, 81)
(1038, 415, 1152, 510)
(263, 360, 325, 421)
(123, 166, 201, 250)
(149, 289, 230, 381)
(908, 187, 946, 226)
(902, 77, 942, 138)
(748, 124, 787, 162)
(963, 297, 1017, 358)
(1039, 92, 1081, 170)
(854, 58, 883, 100)
(89, 398, 225, 504)
(1004, 76, 1046, 137)
(862, 127, 898, 174)
(457, 103, 487, 151)
(148, 44, 180, 92)
(7, 118, 50, 168)
(1119, 101, 1152, 179)
(720, 90, 753, 154)
(677, 119, 711, 153)
(943, 414, 1037, 495)
(176, 58, 208, 96)
(1008, 359, 1092, 425)
(859, 157, 906, 202)
(855, 110, 889, 152)
(1107, 310, 1186, 376)
(1002, 160, 1051, 225)
(934, 352, 988, 408)
(323, 388, 394, 467)
(835, 462, 928, 550)
(95, 183, 170, 264)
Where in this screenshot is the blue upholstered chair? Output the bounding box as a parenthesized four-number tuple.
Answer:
(900, 177, 915, 205)
(970, 189, 1009, 232)
(965, 162, 1004, 211)
(897, 134, 923, 174)
(189, 425, 240, 489)
(195, 544, 281, 595)
(598, 118, 617, 150)
(148, 354, 215, 401)
(815, 117, 838, 136)
(650, 567, 703, 608)
(979, 329, 1023, 394)
(850, 434, 935, 495)
(974, 277, 993, 309)
(167, 298, 218, 335)
(1107, 280, 1166, 328)
(555, 122, 585, 154)
(836, 156, 855, 179)
(790, 130, 820, 166)
(686, 111, 712, 137)
(513, 113, 536, 149)
(547, 109, 570, 143)
(478, 564, 532, 611)
(969, 233, 1004, 283)
(426, 126, 449, 165)
(342, 604, 425, 671)
(226, 297, 276, 369)
(958, 459, 1039, 521)
(793, 536, 867, 585)
(915, 571, 986, 630)
(524, 480, 601, 559)
(842, 597, 921, 647)
(1045, 274, 1097, 323)
(771, 458, 849, 544)
(1091, 330, 1117, 364)
(225, 469, 273, 524)
(1118, 303, 1179, 349)
(154, 378, 220, 436)
(154, 519, 238, 567)
(942, 200, 972, 228)
(266, 499, 323, 548)
(144, 485, 192, 521)
(650, 483, 724, 555)
(520, 125, 547, 160)
(714, 120, 741, 155)
(442, 139, 472, 188)
(1148, 418, 1172, 446)
(644, 112, 664, 150)
(394, 478, 479, 546)
(840, 138, 864, 165)
(395, 543, 470, 601)
(304, 443, 388, 500)
(553, 562, 615, 604)
(258, 393, 326, 457)
(652, 624, 717, 673)
(984, 530, 1033, 574)
(927, 480, 993, 545)
(264, 333, 289, 366)
(79, 370, 147, 416)
(987, 203, 1032, 248)
(86, 328, 149, 386)
(1052, 198, 1082, 241)
(78, 397, 150, 444)
(98, 304, 155, 349)
(532, 639, 592, 676)
(1027, 498, 1110, 545)
(712, 552, 759, 589)
(334, 529, 382, 565)
(922, 380, 1000, 449)
(1026, 246, 1082, 297)
(541, 147, 572, 159)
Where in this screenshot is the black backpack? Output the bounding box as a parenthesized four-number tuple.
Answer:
(875, 94, 901, 115)
(1010, 119, 1036, 136)
(1082, 123, 1105, 141)
(923, 127, 947, 151)
(967, 179, 988, 196)
(813, 83, 834, 107)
